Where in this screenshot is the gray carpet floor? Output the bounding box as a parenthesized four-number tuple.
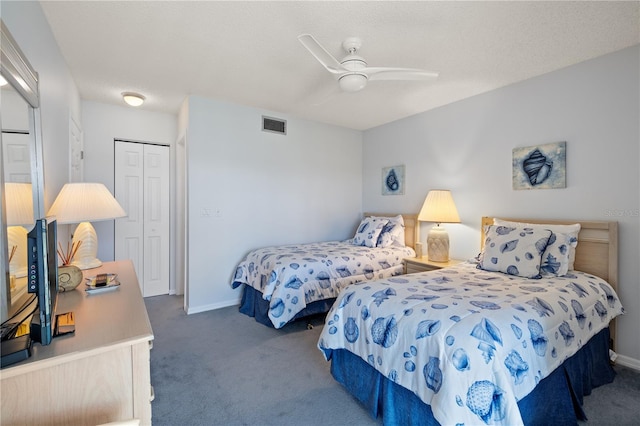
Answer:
(145, 295, 640, 425)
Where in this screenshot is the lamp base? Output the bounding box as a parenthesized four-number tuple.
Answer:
(427, 225, 450, 263)
(71, 221, 103, 270)
(7, 226, 28, 278)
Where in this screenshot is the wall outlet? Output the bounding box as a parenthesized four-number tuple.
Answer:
(201, 208, 221, 217)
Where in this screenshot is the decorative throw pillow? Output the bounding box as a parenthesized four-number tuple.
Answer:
(375, 215, 406, 248)
(494, 219, 580, 274)
(479, 225, 552, 279)
(352, 217, 389, 248)
(538, 232, 579, 276)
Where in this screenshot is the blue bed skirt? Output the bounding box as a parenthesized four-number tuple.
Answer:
(238, 285, 336, 328)
(328, 327, 615, 426)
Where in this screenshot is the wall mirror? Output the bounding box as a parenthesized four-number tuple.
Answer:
(1, 20, 45, 322)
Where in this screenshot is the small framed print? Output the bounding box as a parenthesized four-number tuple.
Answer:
(382, 165, 405, 195)
(513, 142, 566, 190)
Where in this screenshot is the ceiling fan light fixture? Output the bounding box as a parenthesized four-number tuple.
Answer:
(299, 34, 439, 97)
(122, 92, 145, 107)
(339, 73, 367, 92)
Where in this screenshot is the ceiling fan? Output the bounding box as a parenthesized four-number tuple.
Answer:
(298, 34, 439, 93)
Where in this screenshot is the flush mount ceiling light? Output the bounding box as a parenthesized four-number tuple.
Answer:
(122, 92, 145, 107)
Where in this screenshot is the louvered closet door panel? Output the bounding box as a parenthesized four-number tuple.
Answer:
(143, 144, 170, 296)
(115, 142, 145, 291)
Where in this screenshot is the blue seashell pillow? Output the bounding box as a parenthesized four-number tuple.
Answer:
(374, 215, 406, 248)
(494, 219, 580, 276)
(352, 217, 390, 248)
(479, 225, 552, 279)
(538, 231, 579, 276)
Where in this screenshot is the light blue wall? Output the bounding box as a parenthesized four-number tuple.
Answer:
(1, 1, 81, 210)
(185, 96, 363, 312)
(363, 45, 640, 367)
(81, 101, 178, 274)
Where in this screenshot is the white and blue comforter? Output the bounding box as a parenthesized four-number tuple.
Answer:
(318, 262, 624, 425)
(232, 240, 415, 328)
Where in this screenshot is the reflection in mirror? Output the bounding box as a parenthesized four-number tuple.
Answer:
(5, 183, 33, 293)
(1, 19, 43, 323)
(2, 83, 33, 304)
(0, 84, 34, 286)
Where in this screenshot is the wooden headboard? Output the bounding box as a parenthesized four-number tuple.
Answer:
(481, 217, 618, 287)
(364, 213, 419, 250)
(481, 217, 619, 347)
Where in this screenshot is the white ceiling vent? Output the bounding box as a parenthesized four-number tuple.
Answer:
(262, 116, 287, 135)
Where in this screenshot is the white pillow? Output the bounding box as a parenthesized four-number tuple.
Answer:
(374, 215, 406, 247)
(352, 217, 389, 248)
(493, 219, 580, 274)
(479, 225, 552, 279)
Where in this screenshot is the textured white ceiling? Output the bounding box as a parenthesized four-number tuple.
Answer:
(40, 1, 639, 130)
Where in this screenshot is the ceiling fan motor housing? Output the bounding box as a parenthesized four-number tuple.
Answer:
(339, 54, 368, 92)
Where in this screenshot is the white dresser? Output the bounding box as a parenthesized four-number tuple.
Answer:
(1, 260, 154, 425)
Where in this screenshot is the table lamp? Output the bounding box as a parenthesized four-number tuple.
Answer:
(47, 183, 126, 270)
(5, 182, 34, 278)
(417, 189, 460, 262)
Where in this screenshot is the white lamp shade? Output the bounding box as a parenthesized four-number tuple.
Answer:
(47, 183, 126, 270)
(4, 182, 34, 226)
(47, 183, 126, 224)
(417, 190, 460, 224)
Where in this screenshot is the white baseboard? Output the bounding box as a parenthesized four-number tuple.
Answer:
(615, 354, 640, 372)
(186, 298, 239, 315)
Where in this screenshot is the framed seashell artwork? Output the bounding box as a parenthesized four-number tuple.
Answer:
(382, 165, 405, 195)
(512, 141, 566, 190)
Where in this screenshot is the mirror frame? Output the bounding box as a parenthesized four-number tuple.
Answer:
(1, 19, 45, 321)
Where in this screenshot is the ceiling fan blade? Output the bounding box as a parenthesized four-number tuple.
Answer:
(298, 34, 347, 75)
(366, 67, 439, 81)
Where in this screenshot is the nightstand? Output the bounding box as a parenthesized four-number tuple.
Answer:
(404, 257, 463, 274)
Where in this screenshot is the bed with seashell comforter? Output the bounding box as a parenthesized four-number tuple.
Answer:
(232, 214, 417, 328)
(317, 218, 624, 425)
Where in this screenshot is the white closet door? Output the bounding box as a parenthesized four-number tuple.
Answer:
(115, 142, 145, 288)
(2, 133, 31, 182)
(115, 141, 170, 296)
(142, 144, 170, 296)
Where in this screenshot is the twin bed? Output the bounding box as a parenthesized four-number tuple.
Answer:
(232, 213, 418, 328)
(318, 217, 623, 425)
(231, 215, 624, 425)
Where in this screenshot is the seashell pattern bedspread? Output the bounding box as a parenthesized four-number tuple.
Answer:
(318, 261, 624, 426)
(232, 240, 415, 328)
